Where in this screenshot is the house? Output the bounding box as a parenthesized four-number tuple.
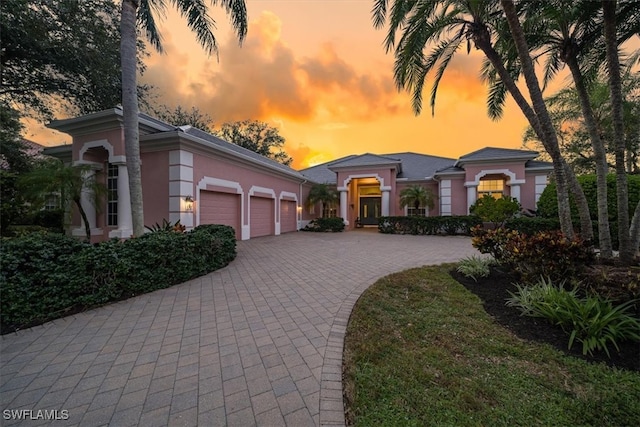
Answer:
(45, 108, 552, 242)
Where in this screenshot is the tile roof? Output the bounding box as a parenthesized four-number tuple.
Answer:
(328, 153, 402, 168)
(457, 147, 539, 163)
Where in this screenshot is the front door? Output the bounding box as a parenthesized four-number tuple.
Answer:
(359, 197, 381, 225)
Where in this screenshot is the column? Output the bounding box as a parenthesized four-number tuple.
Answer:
(340, 190, 348, 223)
(466, 185, 477, 214)
(510, 183, 521, 203)
(75, 169, 97, 237)
(112, 163, 132, 238)
(381, 189, 390, 216)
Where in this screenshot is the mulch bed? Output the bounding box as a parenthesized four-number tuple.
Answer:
(450, 267, 640, 372)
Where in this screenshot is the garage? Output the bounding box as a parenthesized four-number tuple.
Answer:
(280, 200, 297, 234)
(200, 191, 241, 239)
(250, 196, 274, 238)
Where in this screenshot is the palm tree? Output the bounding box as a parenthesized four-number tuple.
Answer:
(371, 0, 582, 239)
(603, 0, 634, 262)
(18, 159, 106, 241)
(306, 183, 339, 218)
(120, 0, 248, 237)
(399, 185, 435, 215)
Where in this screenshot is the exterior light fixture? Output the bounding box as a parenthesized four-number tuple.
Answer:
(185, 195, 194, 212)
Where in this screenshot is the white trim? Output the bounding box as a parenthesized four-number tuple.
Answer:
(249, 186, 277, 236)
(338, 173, 386, 191)
(197, 177, 246, 240)
(440, 179, 452, 216)
(534, 174, 549, 205)
(278, 191, 299, 232)
(465, 169, 526, 187)
(78, 139, 125, 164)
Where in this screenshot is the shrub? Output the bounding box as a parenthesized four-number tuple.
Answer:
(0, 225, 237, 333)
(469, 195, 520, 225)
(378, 216, 481, 235)
(301, 217, 345, 232)
(507, 277, 640, 357)
(456, 255, 494, 282)
(472, 227, 594, 282)
(537, 174, 640, 248)
(145, 218, 186, 233)
(504, 217, 561, 235)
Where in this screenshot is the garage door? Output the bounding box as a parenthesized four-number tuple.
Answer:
(200, 191, 241, 239)
(280, 200, 297, 233)
(250, 197, 274, 238)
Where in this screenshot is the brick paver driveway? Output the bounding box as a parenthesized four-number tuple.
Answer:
(1, 230, 478, 426)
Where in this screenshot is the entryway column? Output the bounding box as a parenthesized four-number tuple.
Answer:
(381, 187, 391, 216)
(339, 189, 348, 223)
(79, 169, 97, 232)
(111, 163, 133, 238)
(510, 183, 521, 202)
(465, 184, 477, 214)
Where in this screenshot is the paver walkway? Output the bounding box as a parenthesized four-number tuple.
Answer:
(1, 230, 478, 426)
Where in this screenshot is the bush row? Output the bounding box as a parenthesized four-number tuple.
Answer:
(378, 215, 482, 235)
(0, 224, 236, 334)
(301, 217, 345, 232)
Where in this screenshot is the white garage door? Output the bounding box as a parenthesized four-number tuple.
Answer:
(250, 197, 274, 238)
(280, 200, 297, 233)
(200, 191, 241, 239)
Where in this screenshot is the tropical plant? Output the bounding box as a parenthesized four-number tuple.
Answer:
(120, 0, 248, 237)
(399, 185, 435, 215)
(145, 219, 186, 233)
(507, 277, 640, 357)
(371, 0, 585, 240)
(456, 255, 494, 282)
(18, 159, 106, 241)
(469, 194, 520, 226)
(306, 183, 339, 218)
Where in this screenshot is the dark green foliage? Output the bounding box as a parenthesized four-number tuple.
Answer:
(378, 216, 482, 235)
(537, 174, 640, 247)
(472, 227, 594, 282)
(0, 225, 236, 333)
(145, 219, 185, 233)
(469, 195, 521, 225)
(504, 217, 561, 235)
(301, 217, 345, 232)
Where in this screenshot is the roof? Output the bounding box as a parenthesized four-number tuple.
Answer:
(181, 127, 306, 180)
(457, 147, 539, 165)
(0, 139, 48, 170)
(300, 152, 457, 184)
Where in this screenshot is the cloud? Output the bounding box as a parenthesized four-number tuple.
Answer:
(142, 11, 405, 126)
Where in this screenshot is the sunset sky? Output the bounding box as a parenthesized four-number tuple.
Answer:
(24, 0, 638, 170)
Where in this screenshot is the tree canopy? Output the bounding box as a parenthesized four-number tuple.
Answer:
(152, 105, 215, 133)
(215, 120, 294, 166)
(1, 0, 150, 120)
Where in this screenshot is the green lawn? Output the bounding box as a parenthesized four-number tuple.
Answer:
(343, 265, 640, 426)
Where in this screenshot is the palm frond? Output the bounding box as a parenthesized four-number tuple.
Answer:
(217, 0, 248, 43)
(487, 79, 507, 121)
(138, 0, 167, 53)
(171, 0, 218, 56)
(371, 0, 389, 29)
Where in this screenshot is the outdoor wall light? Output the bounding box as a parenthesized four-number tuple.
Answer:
(185, 195, 194, 212)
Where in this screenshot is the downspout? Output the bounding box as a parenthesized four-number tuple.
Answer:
(299, 179, 307, 230)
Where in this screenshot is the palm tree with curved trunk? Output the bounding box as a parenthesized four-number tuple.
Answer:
(306, 183, 339, 218)
(399, 185, 435, 215)
(371, 0, 583, 239)
(120, 0, 247, 237)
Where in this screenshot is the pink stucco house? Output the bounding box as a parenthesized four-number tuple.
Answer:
(45, 108, 552, 242)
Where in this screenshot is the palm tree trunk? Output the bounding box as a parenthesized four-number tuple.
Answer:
(488, 3, 575, 238)
(603, 0, 632, 264)
(565, 55, 612, 256)
(630, 200, 640, 255)
(74, 197, 91, 242)
(563, 160, 593, 242)
(121, 0, 145, 237)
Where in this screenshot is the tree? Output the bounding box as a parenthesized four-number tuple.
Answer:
(371, 0, 586, 239)
(120, 0, 248, 237)
(470, 195, 521, 226)
(399, 185, 435, 214)
(18, 159, 106, 241)
(153, 105, 215, 133)
(215, 120, 294, 166)
(306, 184, 339, 218)
(0, 0, 150, 120)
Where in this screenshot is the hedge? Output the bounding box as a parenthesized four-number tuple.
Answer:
(301, 217, 345, 232)
(537, 174, 640, 248)
(378, 215, 482, 235)
(0, 224, 236, 334)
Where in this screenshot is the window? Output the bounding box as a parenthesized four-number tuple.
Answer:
(407, 207, 427, 217)
(107, 164, 118, 226)
(478, 179, 504, 199)
(322, 206, 337, 218)
(44, 194, 61, 211)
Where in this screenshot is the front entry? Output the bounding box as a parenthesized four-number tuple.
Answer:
(359, 197, 381, 225)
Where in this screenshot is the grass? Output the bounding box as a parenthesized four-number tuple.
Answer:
(343, 264, 640, 426)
